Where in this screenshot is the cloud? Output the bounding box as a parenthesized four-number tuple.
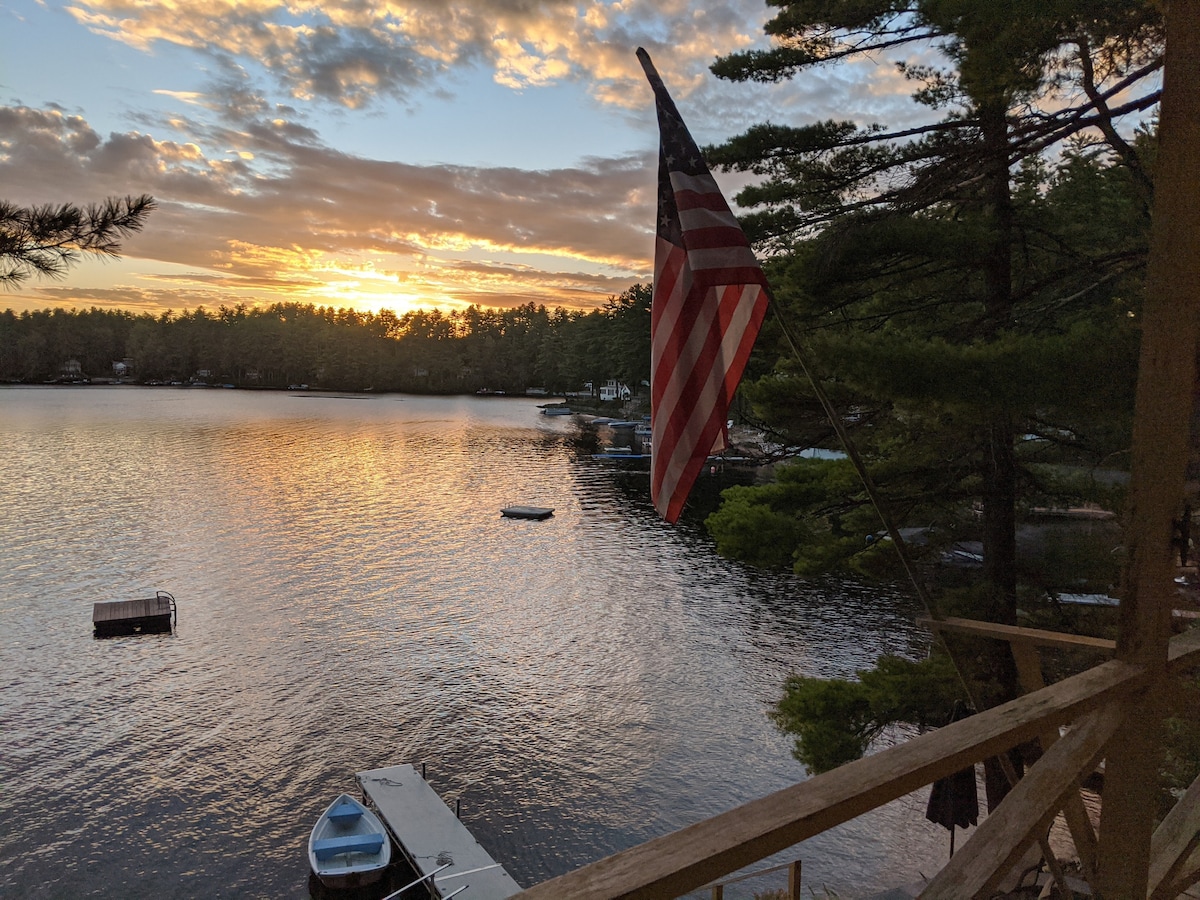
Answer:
(20, 282, 233, 312)
(4, 2, 942, 319)
(64, 0, 774, 111)
(0, 100, 653, 315)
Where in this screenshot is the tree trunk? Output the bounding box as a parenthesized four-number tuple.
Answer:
(979, 97, 1019, 629)
(975, 100, 1023, 813)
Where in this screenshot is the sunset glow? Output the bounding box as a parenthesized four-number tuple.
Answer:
(1, 0, 924, 318)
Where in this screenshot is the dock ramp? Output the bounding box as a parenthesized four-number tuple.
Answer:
(357, 764, 521, 900)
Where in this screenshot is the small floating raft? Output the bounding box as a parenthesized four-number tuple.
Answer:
(92, 590, 176, 636)
(500, 506, 554, 520)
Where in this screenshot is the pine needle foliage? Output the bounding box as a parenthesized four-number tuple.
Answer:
(771, 652, 963, 774)
(0, 195, 157, 287)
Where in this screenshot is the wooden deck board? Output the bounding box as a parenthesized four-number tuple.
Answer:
(358, 764, 521, 900)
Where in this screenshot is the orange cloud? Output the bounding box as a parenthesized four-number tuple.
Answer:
(0, 99, 653, 317)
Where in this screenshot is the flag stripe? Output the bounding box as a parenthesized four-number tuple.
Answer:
(639, 47, 771, 523)
(659, 284, 763, 468)
(655, 284, 766, 522)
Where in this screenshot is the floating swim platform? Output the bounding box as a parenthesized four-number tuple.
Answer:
(500, 506, 554, 520)
(92, 591, 176, 636)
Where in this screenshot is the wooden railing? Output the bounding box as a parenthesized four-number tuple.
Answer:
(511, 626, 1200, 900)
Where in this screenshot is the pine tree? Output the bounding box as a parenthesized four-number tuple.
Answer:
(703, 2, 1160, 759)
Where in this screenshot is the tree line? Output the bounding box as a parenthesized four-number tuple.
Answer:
(0, 285, 651, 395)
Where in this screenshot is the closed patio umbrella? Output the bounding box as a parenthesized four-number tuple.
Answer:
(925, 700, 979, 857)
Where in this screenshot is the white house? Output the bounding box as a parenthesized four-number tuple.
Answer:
(599, 379, 631, 402)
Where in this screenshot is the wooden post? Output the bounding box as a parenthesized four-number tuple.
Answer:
(1010, 638, 1099, 884)
(1096, 2, 1200, 896)
(788, 859, 801, 900)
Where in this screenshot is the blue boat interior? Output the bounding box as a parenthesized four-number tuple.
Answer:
(312, 833, 385, 860)
(327, 802, 363, 825)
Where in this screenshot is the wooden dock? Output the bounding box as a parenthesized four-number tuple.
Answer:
(357, 764, 521, 900)
(92, 591, 175, 636)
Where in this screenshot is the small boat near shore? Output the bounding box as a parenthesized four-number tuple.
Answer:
(308, 793, 392, 889)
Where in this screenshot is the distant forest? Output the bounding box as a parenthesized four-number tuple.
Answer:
(0, 284, 651, 395)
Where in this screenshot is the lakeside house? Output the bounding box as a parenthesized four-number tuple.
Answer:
(599, 379, 631, 402)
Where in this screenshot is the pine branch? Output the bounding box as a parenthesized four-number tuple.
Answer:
(0, 194, 157, 287)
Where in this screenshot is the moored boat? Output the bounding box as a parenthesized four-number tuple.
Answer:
(308, 793, 392, 889)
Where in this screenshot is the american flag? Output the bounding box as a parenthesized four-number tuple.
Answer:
(638, 48, 770, 523)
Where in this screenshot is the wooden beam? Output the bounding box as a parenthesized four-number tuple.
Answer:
(1009, 640, 1045, 694)
(511, 660, 1144, 900)
(1007, 639, 1098, 884)
(1097, 3, 1200, 892)
(919, 704, 1125, 900)
(918, 616, 1116, 654)
(1149, 771, 1200, 899)
(915, 620, 1200, 691)
(1158, 843, 1200, 900)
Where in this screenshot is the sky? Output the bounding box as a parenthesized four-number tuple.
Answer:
(0, 0, 929, 318)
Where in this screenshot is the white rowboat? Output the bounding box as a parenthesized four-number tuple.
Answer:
(308, 793, 392, 888)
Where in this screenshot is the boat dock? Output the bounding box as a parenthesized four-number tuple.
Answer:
(357, 764, 521, 900)
(92, 591, 176, 636)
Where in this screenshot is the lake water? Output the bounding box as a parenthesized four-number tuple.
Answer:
(0, 387, 951, 899)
